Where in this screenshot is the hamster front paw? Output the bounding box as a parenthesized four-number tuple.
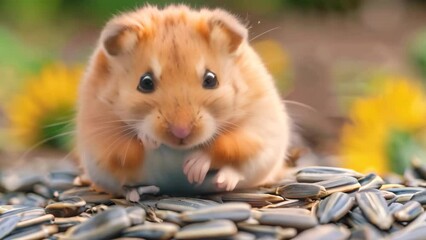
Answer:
(214, 166, 244, 191)
(138, 133, 161, 150)
(183, 150, 211, 184)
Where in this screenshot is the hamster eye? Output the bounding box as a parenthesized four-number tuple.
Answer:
(137, 73, 155, 93)
(202, 70, 218, 89)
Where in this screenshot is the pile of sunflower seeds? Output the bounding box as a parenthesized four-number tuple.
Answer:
(2, 161, 426, 240)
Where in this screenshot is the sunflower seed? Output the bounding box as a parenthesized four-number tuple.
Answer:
(356, 191, 393, 230)
(0, 206, 45, 220)
(155, 210, 184, 226)
(0, 215, 20, 239)
(317, 192, 354, 224)
(4, 224, 58, 240)
(125, 206, 145, 225)
(64, 206, 131, 240)
(380, 184, 406, 190)
(59, 187, 114, 204)
(316, 176, 361, 195)
(389, 203, 404, 214)
(411, 157, 426, 179)
(394, 201, 424, 222)
(349, 225, 384, 240)
(45, 197, 86, 217)
(47, 171, 78, 191)
(218, 193, 284, 207)
(256, 211, 318, 230)
(156, 197, 219, 212)
(385, 187, 424, 195)
(258, 207, 311, 215)
(261, 199, 317, 209)
(410, 190, 426, 205)
(277, 183, 327, 199)
(175, 219, 237, 239)
(296, 166, 364, 183)
(237, 223, 297, 239)
(16, 214, 54, 228)
(292, 224, 350, 240)
(180, 202, 251, 223)
(122, 222, 179, 239)
(358, 173, 384, 191)
(389, 222, 426, 240)
(380, 190, 397, 200)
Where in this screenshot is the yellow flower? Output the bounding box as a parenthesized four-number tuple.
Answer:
(340, 77, 426, 175)
(6, 64, 82, 149)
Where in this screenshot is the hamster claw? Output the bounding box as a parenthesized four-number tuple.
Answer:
(124, 185, 160, 202)
(214, 166, 244, 191)
(183, 150, 211, 185)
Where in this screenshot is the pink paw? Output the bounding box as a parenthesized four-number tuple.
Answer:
(183, 150, 211, 185)
(214, 166, 244, 191)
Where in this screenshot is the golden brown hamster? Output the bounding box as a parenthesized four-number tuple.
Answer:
(76, 5, 291, 195)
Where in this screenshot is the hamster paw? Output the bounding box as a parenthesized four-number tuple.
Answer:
(183, 150, 211, 184)
(125, 185, 160, 202)
(214, 166, 244, 191)
(138, 133, 161, 150)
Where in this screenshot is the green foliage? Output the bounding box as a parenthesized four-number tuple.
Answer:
(410, 30, 426, 82)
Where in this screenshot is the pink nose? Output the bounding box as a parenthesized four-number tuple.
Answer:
(170, 126, 192, 139)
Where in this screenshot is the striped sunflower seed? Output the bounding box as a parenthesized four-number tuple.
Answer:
(156, 198, 219, 212)
(292, 224, 350, 240)
(317, 192, 354, 224)
(180, 202, 251, 222)
(389, 222, 426, 240)
(296, 166, 364, 183)
(316, 176, 361, 196)
(393, 201, 424, 222)
(59, 187, 114, 204)
(45, 196, 86, 217)
(277, 183, 327, 199)
(16, 214, 54, 228)
(389, 203, 404, 215)
(349, 225, 384, 240)
(175, 219, 237, 239)
(358, 173, 384, 191)
(237, 223, 297, 239)
(356, 191, 393, 230)
(256, 211, 318, 230)
(0, 215, 20, 239)
(64, 206, 131, 240)
(155, 210, 184, 226)
(218, 193, 284, 207)
(125, 206, 145, 225)
(122, 222, 179, 239)
(410, 190, 426, 205)
(4, 224, 58, 240)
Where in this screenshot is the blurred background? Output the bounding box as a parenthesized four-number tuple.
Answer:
(1, 0, 426, 176)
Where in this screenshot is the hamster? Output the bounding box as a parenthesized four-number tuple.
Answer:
(76, 5, 291, 196)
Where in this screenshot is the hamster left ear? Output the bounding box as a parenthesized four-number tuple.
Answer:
(207, 10, 248, 54)
(101, 23, 141, 56)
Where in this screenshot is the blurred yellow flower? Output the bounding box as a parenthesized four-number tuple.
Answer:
(6, 64, 82, 149)
(252, 39, 292, 93)
(340, 77, 426, 175)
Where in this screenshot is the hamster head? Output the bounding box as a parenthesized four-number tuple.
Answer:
(92, 5, 250, 149)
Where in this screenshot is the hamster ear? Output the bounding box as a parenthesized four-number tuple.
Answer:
(207, 10, 248, 54)
(101, 23, 141, 56)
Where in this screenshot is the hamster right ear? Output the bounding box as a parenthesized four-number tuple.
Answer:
(101, 23, 141, 56)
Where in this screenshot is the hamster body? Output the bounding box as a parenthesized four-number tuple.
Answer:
(77, 5, 291, 195)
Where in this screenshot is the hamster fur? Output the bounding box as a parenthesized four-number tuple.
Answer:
(76, 5, 291, 195)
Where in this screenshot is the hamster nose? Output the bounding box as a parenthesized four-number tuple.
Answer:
(170, 125, 192, 139)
